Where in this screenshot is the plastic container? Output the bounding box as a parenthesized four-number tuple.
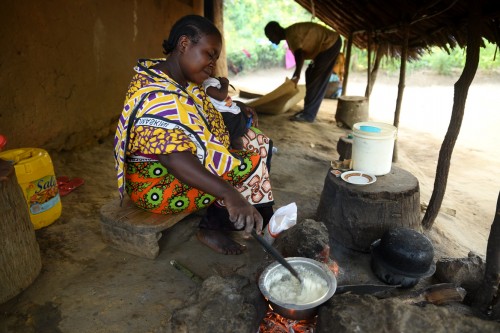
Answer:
(0, 148, 62, 229)
(352, 122, 397, 176)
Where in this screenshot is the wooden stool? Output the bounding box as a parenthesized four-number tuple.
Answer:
(316, 165, 420, 252)
(335, 96, 369, 129)
(0, 159, 42, 303)
(100, 197, 189, 259)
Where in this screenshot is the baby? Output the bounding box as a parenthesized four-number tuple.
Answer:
(203, 76, 255, 150)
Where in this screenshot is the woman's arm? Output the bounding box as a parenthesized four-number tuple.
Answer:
(157, 151, 263, 233)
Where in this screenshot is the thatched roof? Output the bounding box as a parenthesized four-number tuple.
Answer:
(294, 0, 500, 58)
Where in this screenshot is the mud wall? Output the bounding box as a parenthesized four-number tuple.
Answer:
(0, 0, 199, 151)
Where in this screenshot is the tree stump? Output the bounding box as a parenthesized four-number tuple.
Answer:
(0, 159, 42, 303)
(336, 135, 353, 161)
(335, 96, 369, 129)
(316, 165, 421, 252)
(324, 81, 341, 99)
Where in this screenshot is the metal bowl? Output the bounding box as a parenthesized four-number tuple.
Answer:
(258, 257, 337, 320)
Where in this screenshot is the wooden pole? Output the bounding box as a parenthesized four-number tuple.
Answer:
(422, 4, 481, 230)
(193, 0, 204, 16)
(212, 0, 228, 77)
(0, 159, 42, 303)
(472, 191, 500, 319)
(392, 25, 409, 162)
(342, 32, 353, 96)
(366, 45, 383, 98)
(365, 32, 372, 99)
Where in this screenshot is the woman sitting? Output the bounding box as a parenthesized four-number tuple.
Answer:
(114, 15, 274, 255)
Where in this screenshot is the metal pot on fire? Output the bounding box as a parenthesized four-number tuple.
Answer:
(258, 257, 337, 320)
(370, 227, 436, 288)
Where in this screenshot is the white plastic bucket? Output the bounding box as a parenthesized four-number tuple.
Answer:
(352, 122, 397, 175)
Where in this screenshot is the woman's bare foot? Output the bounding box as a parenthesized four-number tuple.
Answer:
(196, 229, 246, 255)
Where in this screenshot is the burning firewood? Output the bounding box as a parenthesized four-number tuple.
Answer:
(260, 308, 316, 333)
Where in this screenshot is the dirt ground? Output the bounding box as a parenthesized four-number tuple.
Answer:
(1, 69, 498, 332)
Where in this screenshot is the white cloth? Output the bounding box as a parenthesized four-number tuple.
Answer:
(202, 77, 241, 114)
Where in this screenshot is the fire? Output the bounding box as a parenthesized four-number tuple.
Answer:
(259, 259, 339, 332)
(259, 306, 316, 333)
(327, 260, 340, 276)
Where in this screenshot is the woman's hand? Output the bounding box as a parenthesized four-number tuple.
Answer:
(223, 193, 263, 234)
(158, 151, 263, 234)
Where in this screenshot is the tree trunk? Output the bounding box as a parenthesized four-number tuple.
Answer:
(317, 165, 420, 252)
(0, 159, 42, 303)
(211, 0, 228, 78)
(471, 191, 500, 318)
(365, 45, 383, 98)
(365, 32, 372, 99)
(422, 7, 481, 229)
(392, 26, 409, 163)
(335, 96, 369, 129)
(342, 33, 353, 96)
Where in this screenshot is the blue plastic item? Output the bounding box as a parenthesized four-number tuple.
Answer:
(360, 125, 381, 133)
(246, 115, 253, 128)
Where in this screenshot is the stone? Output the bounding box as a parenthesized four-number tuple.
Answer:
(274, 219, 331, 263)
(317, 294, 500, 333)
(170, 275, 267, 333)
(99, 197, 189, 259)
(435, 251, 486, 292)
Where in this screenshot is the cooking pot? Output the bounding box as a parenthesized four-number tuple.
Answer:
(258, 257, 337, 320)
(371, 227, 435, 288)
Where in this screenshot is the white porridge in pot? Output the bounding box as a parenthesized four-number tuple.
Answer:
(264, 261, 330, 305)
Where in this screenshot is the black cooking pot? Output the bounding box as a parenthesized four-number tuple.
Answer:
(370, 228, 435, 288)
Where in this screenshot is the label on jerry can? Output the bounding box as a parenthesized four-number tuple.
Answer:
(25, 174, 60, 215)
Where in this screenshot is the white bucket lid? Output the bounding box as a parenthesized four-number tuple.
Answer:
(353, 122, 397, 139)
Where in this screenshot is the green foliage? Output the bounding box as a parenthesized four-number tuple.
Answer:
(352, 42, 499, 75)
(224, 0, 312, 73)
(254, 44, 286, 68)
(478, 41, 500, 70)
(223, 0, 499, 75)
(226, 50, 256, 72)
(226, 45, 286, 72)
